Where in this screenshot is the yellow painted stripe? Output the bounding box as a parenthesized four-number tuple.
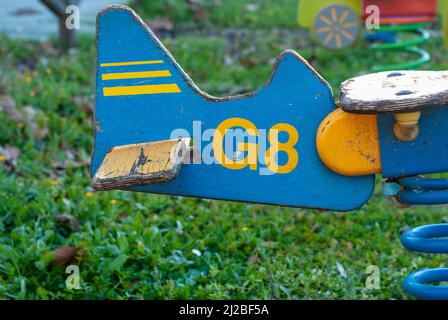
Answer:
(100, 60, 164, 67)
(102, 70, 171, 80)
(103, 84, 181, 96)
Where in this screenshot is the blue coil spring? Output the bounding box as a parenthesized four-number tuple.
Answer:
(393, 177, 448, 299)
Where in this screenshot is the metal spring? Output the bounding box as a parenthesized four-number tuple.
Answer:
(394, 177, 448, 299)
(365, 23, 431, 72)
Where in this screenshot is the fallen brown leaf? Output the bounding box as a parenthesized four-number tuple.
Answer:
(51, 159, 67, 171)
(51, 149, 86, 171)
(247, 255, 261, 265)
(38, 42, 59, 56)
(132, 281, 140, 286)
(262, 241, 276, 248)
(116, 212, 129, 221)
(0, 145, 21, 170)
(186, 0, 209, 24)
(73, 96, 93, 115)
(22, 106, 49, 140)
(147, 17, 174, 34)
(345, 241, 354, 251)
(51, 245, 79, 266)
(0, 94, 24, 123)
(243, 56, 257, 68)
(56, 214, 80, 231)
(0, 96, 49, 140)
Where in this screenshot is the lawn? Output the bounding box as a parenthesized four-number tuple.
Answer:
(0, 0, 448, 299)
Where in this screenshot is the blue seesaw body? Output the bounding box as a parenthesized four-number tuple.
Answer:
(91, 6, 374, 211)
(378, 109, 448, 179)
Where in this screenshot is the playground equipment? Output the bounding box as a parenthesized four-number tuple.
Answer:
(91, 6, 448, 299)
(297, 0, 448, 71)
(400, 223, 448, 299)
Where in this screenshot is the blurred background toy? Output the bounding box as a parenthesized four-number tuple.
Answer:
(298, 0, 448, 71)
(298, 0, 361, 50)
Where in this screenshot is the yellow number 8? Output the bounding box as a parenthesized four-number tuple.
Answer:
(265, 123, 299, 174)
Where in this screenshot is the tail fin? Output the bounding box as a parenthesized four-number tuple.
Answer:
(96, 5, 193, 99)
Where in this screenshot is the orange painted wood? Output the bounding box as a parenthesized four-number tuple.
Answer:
(379, 16, 436, 24)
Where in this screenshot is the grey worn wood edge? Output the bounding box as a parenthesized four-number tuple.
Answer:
(92, 167, 181, 191)
(339, 97, 448, 114)
(339, 71, 448, 114)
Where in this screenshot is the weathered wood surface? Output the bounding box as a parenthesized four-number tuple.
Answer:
(92, 138, 189, 191)
(339, 71, 448, 114)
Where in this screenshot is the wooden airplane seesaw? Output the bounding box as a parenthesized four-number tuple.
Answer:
(91, 5, 448, 211)
(90, 5, 448, 299)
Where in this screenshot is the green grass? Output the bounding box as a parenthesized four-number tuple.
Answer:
(133, 0, 299, 29)
(1, 0, 448, 299)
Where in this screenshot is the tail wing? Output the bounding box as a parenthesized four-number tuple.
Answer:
(95, 5, 194, 99)
(93, 5, 198, 177)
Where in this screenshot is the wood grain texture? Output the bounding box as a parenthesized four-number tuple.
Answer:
(339, 71, 448, 114)
(92, 139, 189, 191)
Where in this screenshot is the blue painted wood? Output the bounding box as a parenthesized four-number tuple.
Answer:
(91, 5, 374, 211)
(378, 108, 448, 178)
